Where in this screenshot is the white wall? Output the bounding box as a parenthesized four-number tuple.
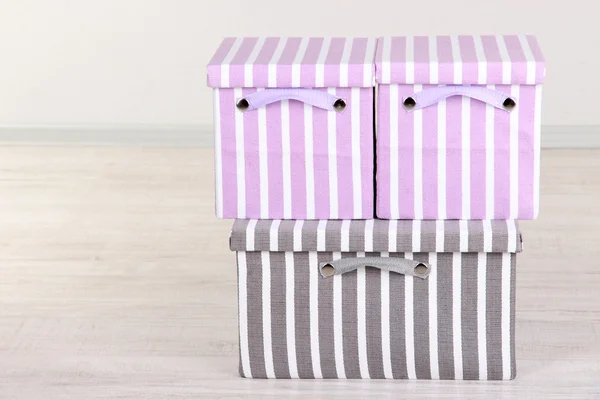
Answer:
(0, 0, 597, 128)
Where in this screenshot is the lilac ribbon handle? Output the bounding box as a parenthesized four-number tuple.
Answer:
(236, 88, 345, 112)
(403, 85, 517, 112)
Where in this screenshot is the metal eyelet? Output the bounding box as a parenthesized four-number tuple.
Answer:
(403, 97, 417, 110)
(503, 97, 516, 111)
(236, 98, 249, 111)
(333, 98, 346, 113)
(414, 263, 428, 276)
(321, 264, 335, 277)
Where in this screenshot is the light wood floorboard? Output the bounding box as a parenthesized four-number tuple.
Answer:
(0, 147, 599, 399)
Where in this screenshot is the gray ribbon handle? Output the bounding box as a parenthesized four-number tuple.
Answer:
(319, 257, 431, 280)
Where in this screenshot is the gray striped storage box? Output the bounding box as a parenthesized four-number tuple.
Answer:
(230, 219, 522, 380)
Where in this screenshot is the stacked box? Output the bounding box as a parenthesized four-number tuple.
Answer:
(207, 35, 545, 380)
(374, 36, 545, 220)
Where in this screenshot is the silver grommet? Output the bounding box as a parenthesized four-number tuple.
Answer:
(333, 98, 346, 113)
(414, 263, 428, 276)
(236, 98, 249, 111)
(321, 264, 335, 277)
(403, 97, 416, 110)
(503, 97, 516, 111)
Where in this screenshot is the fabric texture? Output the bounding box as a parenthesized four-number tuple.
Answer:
(236, 250, 517, 380)
(376, 82, 542, 220)
(229, 219, 522, 253)
(215, 87, 374, 220)
(208, 37, 377, 88)
(375, 35, 545, 85)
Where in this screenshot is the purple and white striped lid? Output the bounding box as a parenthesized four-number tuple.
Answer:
(207, 37, 377, 88)
(230, 220, 523, 253)
(375, 35, 546, 85)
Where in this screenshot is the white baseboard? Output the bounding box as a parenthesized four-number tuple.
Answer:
(0, 124, 213, 147)
(540, 126, 600, 148)
(0, 124, 598, 148)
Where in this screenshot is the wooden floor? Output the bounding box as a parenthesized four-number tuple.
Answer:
(0, 147, 599, 399)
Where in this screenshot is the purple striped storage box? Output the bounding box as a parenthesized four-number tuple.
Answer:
(375, 35, 545, 220)
(208, 37, 377, 220)
(230, 219, 522, 380)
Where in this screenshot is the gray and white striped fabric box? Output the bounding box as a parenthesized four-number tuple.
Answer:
(230, 219, 522, 380)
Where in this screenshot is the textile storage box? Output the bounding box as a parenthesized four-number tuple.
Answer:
(375, 35, 545, 220)
(230, 219, 522, 380)
(207, 37, 377, 220)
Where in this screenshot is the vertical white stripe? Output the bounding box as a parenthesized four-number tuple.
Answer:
(268, 38, 288, 87)
(518, 34, 536, 85)
(261, 251, 275, 378)
(506, 220, 517, 252)
(292, 37, 310, 87)
(315, 37, 332, 87)
(237, 251, 252, 377)
(364, 38, 377, 87)
(341, 220, 351, 252)
(390, 84, 399, 218)
(429, 252, 439, 380)
(461, 95, 471, 219)
(281, 100, 292, 218)
(452, 252, 463, 379)
(435, 220, 444, 252)
(317, 220, 327, 252)
(496, 35, 512, 85)
(485, 84, 495, 219)
(364, 219, 374, 252)
(472, 35, 487, 85)
(459, 220, 468, 253)
(339, 38, 353, 87)
(382, 36, 392, 84)
(380, 255, 393, 378)
(412, 220, 421, 253)
(356, 252, 370, 379)
(351, 88, 363, 217)
(405, 36, 414, 84)
(414, 83, 423, 220)
(244, 37, 266, 88)
(332, 251, 346, 379)
(388, 220, 398, 253)
(293, 220, 304, 251)
(437, 98, 447, 219)
(501, 252, 512, 379)
(257, 88, 269, 219)
(270, 220, 281, 251)
(483, 220, 493, 253)
(214, 89, 223, 217)
(328, 87, 339, 219)
(221, 37, 244, 88)
(450, 35, 462, 84)
(533, 85, 543, 218)
(429, 36, 439, 84)
(285, 251, 299, 378)
(304, 104, 315, 219)
(404, 252, 416, 379)
(309, 251, 322, 378)
(234, 87, 246, 218)
(374, 82, 379, 162)
(509, 85, 520, 219)
(246, 219, 257, 250)
(477, 252, 488, 380)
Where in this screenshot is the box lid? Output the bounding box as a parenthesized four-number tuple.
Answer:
(375, 35, 545, 85)
(207, 37, 377, 88)
(230, 220, 522, 253)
